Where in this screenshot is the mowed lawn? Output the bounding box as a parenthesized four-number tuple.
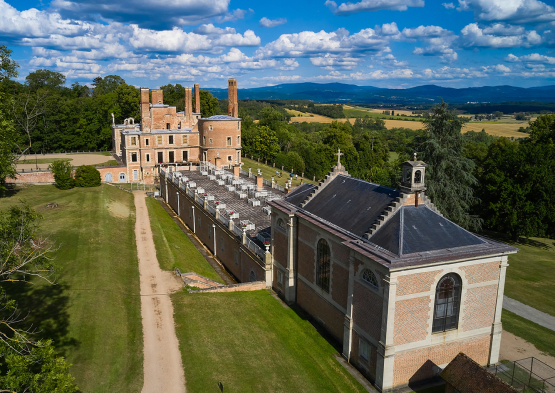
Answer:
(145, 197, 224, 283)
(1, 185, 143, 393)
(241, 157, 317, 186)
(172, 290, 367, 393)
(502, 236, 555, 317)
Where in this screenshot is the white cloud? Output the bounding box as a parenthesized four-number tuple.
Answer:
(457, 0, 555, 24)
(216, 8, 252, 23)
(259, 17, 287, 28)
(325, 0, 424, 15)
(52, 0, 232, 29)
(402, 25, 452, 38)
(459, 23, 542, 48)
(310, 54, 362, 69)
(482, 23, 525, 36)
(0, 0, 92, 39)
(193, 24, 237, 35)
(505, 53, 555, 64)
(442, 2, 455, 9)
(413, 36, 458, 62)
(129, 26, 260, 52)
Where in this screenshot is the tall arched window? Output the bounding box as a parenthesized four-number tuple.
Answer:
(432, 273, 462, 333)
(316, 239, 331, 293)
(414, 170, 422, 183)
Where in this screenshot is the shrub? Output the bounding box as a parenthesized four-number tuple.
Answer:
(74, 165, 101, 187)
(49, 160, 74, 190)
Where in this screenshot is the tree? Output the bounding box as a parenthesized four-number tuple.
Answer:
(478, 138, 555, 240)
(25, 70, 65, 93)
(74, 165, 101, 187)
(92, 75, 125, 96)
(415, 101, 482, 231)
(0, 96, 18, 192)
(0, 45, 18, 83)
(528, 113, 555, 144)
(192, 90, 219, 117)
(0, 204, 78, 392)
(49, 160, 74, 189)
(251, 126, 280, 161)
(115, 83, 140, 122)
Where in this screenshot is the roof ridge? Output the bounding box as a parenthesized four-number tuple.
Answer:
(299, 166, 349, 208)
(364, 192, 409, 238)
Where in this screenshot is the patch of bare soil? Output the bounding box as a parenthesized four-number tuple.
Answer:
(500, 331, 555, 369)
(108, 201, 131, 218)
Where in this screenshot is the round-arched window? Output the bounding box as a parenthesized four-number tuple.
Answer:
(277, 218, 286, 232)
(249, 270, 256, 282)
(432, 273, 462, 333)
(405, 169, 412, 182)
(414, 170, 422, 184)
(362, 269, 378, 288)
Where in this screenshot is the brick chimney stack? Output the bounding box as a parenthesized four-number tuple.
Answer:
(194, 83, 200, 114)
(151, 89, 163, 105)
(256, 175, 263, 191)
(185, 87, 193, 123)
(140, 87, 151, 132)
(228, 78, 238, 118)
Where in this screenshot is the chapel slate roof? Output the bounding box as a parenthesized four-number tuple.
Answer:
(369, 205, 485, 256)
(285, 183, 316, 206)
(300, 175, 400, 237)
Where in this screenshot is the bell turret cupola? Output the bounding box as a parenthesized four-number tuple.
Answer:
(400, 153, 427, 194)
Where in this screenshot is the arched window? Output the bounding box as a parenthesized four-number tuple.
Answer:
(249, 270, 256, 282)
(276, 218, 286, 232)
(362, 269, 378, 289)
(432, 273, 462, 333)
(405, 169, 412, 182)
(316, 239, 331, 293)
(414, 170, 422, 183)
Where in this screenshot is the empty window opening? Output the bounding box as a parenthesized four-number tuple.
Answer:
(145, 138, 150, 146)
(157, 152, 163, 163)
(169, 151, 175, 163)
(227, 137, 232, 146)
(237, 135, 240, 145)
(146, 154, 150, 162)
(209, 124, 213, 131)
(209, 138, 213, 144)
(169, 135, 174, 144)
(131, 152, 137, 162)
(227, 155, 232, 162)
(182, 151, 188, 162)
(166, 123, 170, 130)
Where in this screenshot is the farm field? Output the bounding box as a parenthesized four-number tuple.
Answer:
(172, 290, 367, 393)
(289, 109, 528, 138)
(145, 197, 224, 283)
(1, 184, 143, 392)
(344, 105, 416, 117)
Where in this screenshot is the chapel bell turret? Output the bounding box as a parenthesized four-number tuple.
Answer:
(400, 153, 427, 194)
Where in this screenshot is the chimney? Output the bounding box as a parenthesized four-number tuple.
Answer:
(185, 87, 193, 123)
(256, 175, 263, 191)
(140, 87, 151, 132)
(194, 83, 200, 113)
(228, 78, 238, 118)
(233, 165, 240, 179)
(151, 90, 158, 105)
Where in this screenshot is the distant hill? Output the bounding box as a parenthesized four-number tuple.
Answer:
(206, 82, 555, 104)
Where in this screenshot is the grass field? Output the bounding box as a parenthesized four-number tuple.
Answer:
(172, 290, 367, 393)
(499, 235, 555, 317)
(502, 310, 555, 358)
(241, 157, 317, 186)
(1, 185, 143, 393)
(94, 159, 119, 167)
(145, 197, 224, 283)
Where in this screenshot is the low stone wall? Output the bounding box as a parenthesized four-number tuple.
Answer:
(7, 171, 55, 184)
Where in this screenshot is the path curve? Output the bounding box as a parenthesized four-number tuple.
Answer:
(503, 296, 555, 332)
(134, 191, 186, 393)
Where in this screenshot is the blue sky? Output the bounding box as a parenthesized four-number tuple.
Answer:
(2, 0, 555, 89)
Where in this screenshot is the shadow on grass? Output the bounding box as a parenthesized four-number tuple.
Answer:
(4, 281, 80, 356)
(481, 230, 553, 250)
(0, 185, 22, 199)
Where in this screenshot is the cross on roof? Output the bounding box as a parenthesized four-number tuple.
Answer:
(335, 148, 344, 167)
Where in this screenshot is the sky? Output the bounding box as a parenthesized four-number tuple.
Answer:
(2, 0, 555, 89)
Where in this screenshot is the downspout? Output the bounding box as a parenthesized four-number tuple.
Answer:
(192, 206, 196, 233)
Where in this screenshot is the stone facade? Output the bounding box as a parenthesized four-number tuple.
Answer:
(112, 79, 242, 184)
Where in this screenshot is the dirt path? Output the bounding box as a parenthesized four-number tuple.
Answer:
(500, 331, 555, 369)
(17, 152, 113, 170)
(134, 191, 186, 393)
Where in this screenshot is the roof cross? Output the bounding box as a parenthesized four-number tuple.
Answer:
(335, 147, 344, 167)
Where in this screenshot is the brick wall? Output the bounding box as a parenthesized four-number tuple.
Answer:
(460, 261, 500, 283)
(393, 297, 431, 345)
(353, 281, 383, 341)
(462, 284, 498, 331)
(332, 263, 349, 310)
(297, 279, 345, 342)
(273, 230, 287, 268)
(7, 171, 55, 183)
(351, 330, 378, 383)
(298, 222, 318, 245)
(392, 335, 491, 387)
(297, 239, 315, 283)
(198, 119, 241, 164)
(396, 270, 441, 296)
